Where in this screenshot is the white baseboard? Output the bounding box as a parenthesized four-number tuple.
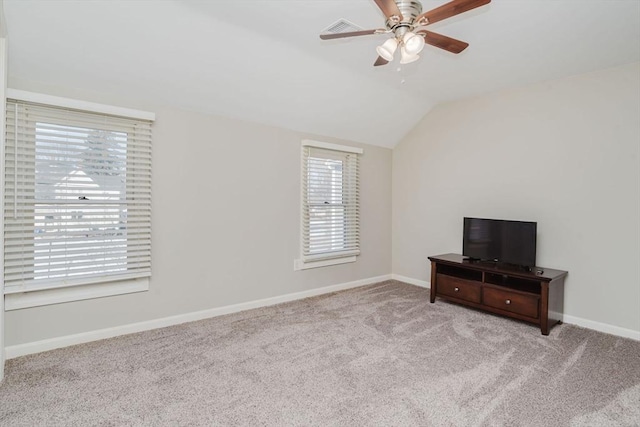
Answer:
(392, 274, 639, 341)
(5, 274, 392, 359)
(392, 274, 430, 289)
(562, 314, 639, 341)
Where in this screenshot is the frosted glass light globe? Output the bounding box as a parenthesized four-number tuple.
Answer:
(402, 32, 425, 55)
(400, 47, 420, 64)
(376, 38, 398, 61)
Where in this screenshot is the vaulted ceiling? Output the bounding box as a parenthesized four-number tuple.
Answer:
(4, 0, 640, 148)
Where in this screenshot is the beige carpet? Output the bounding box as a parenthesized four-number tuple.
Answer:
(1, 281, 639, 426)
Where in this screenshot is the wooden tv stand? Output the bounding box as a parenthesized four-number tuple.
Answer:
(428, 253, 567, 335)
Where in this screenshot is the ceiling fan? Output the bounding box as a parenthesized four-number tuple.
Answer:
(320, 0, 491, 66)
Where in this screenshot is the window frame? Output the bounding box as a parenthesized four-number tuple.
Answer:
(2, 89, 154, 309)
(296, 139, 363, 271)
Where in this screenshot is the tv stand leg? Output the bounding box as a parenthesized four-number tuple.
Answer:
(429, 261, 437, 303)
(541, 319, 563, 335)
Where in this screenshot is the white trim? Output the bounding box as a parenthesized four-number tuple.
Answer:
(4, 273, 152, 295)
(392, 274, 639, 341)
(0, 36, 7, 382)
(6, 88, 155, 121)
(301, 139, 363, 154)
(562, 314, 640, 341)
(392, 274, 430, 289)
(5, 278, 149, 311)
(4, 274, 392, 359)
(294, 256, 356, 271)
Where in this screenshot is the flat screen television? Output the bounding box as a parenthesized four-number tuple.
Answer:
(463, 217, 537, 268)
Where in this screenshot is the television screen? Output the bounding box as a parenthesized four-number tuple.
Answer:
(463, 217, 537, 267)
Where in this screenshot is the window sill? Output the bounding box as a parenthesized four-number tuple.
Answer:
(4, 278, 149, 311)
(294, 256, 357, 271)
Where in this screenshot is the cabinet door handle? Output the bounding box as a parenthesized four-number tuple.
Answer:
(505, 299, 511, 305)
(454, 287, 460, 292)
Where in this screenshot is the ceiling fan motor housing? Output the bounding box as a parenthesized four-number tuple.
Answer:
(386, 0, 423, 37)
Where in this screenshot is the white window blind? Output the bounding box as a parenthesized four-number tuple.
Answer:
(4, 99, 152, 294)
(301, 143, 360, 262)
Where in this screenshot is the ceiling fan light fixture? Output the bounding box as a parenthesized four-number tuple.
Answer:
(399, 47, 420, 64)
(376, 37, 398, 61)
(402, 31, 425, 55)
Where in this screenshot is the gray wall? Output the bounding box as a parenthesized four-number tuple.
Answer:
(392, 62, 640, 333)
(6, 61, 640, 347)
(4, 83, 392, 346)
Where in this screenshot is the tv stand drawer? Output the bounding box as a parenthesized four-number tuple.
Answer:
(437, 274, 481, 303)
(482, 286, 539, 319)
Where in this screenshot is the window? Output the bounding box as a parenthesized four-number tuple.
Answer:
(3, 93, 153, 304)
(298, 140, 362, 270)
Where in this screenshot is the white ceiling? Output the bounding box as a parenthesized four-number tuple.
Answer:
(4, 0, 640, 148)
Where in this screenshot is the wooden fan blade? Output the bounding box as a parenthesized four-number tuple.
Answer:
(419, 30, 469, 53)
(374, 56, 389, 66)
(320, 29, 380, 40)
(416, 0, 490, 26)
(373, 0, 403, 21)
